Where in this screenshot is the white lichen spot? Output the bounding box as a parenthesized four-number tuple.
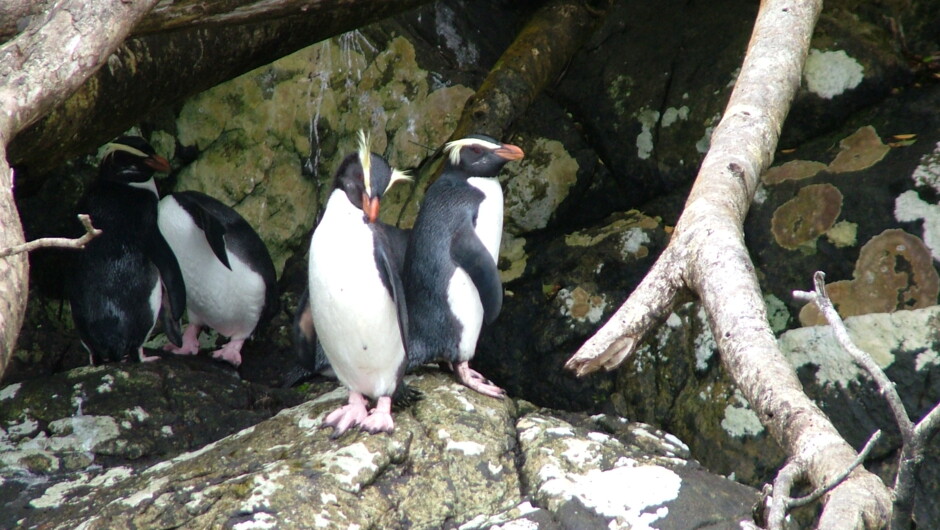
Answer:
(587, 431, 612, 443)
(321, 492, 338, 504)
(720, 390, 764, 438)
(47, 415, 121, 453)
(764, 294, 791, 334)
(911, 141, 940, 193)
(503, 138, 579, 232)
(161, 425, 173, 436)
(752, 184, 769, 206)
(540, 465, 681, 527)
(662, 433, 690, 454)
(318, 442, 379, 490)
(434, 3, 479, 68)
(446, 440, 486, 456)
(546, 426, 575, 437)
(96, 374, 115, 393)
(916, 350, 939, 372)
(620, 227, 650, 258)
(803, 49, 864, 99)
(693, 305, 717, 371)
(660, 106, 689, 127)
(825, 220, 858, 248)
(635, 108, 660, 160)
(696, 114, 721, 154)
(125, 406, 149, 423)
(119, 476, 170, 508)
(562, 439, 602, 467)
(1, 383, 22, 401)
(895, 190, 940, 261)
(241, 465, 289, 512)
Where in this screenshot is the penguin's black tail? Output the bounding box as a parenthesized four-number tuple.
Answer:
(392, 383, 423, 410)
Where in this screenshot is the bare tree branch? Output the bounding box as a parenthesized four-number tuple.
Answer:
(0, 0, 159, 379)
(0, 214, 100, 258)
(797, 271, 940, 529)
(564, 0, 892, 525)
(449, 0, 613, 141)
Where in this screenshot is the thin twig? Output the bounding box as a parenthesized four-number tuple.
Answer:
(787, 429, 882, 509)
(805, 271, 915, 444)
(767, 460, 803, 530)
(0, 214, 101, 258)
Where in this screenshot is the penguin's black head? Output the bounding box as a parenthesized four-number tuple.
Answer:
(332, 130, 410, 223)
(444, 134, 525, 178)
(99, 136, 171, 184)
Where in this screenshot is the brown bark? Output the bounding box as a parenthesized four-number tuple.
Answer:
(0, 0, 159, 382)
(449, 0, 613, 141)
(565, 0, 892, 526)
(8, 0, 432, 179)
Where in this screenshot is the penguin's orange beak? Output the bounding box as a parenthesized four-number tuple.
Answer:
(145, 154, 171, 173)
(495, 143, 525, 161)
(362, 192, 380, 224)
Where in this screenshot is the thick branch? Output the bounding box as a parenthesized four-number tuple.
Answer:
(565, 0, 892, 525)
(449, 0, 613, 141)
(0, 214, 100, 258)
(8, 0, 432, 177)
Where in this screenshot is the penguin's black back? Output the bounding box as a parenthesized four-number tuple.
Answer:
(68, 181, 162, 363)
(170, 191, 280, 326)
(404, 173, 485, 368)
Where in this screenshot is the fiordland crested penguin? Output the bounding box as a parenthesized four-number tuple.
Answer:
(307, 130, 411, 435)
(404, 134, 524, 398)
(68, 136, 186, 364)
(157, 191, 278, 367)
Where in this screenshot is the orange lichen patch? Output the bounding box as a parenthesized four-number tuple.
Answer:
(828, 125, 890, 173)
(762, 160, 827, 185)
(799, 229, 940, 326)
(771, 184, 843, 250)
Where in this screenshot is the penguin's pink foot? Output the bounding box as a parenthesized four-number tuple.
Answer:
(324, 392, 370, 437)
(211, 338, 245, 367)
(359, 396, 395, 434)
(452, 362, 507, 399)
(138, 348, 161, 363)
(164, 324, 201, 355)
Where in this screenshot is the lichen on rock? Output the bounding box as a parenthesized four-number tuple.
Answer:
(828, 125, 890, 174)
(771, 183, 843, 250)
(799, 229, 940, 326)
(761, 159, 827, 185)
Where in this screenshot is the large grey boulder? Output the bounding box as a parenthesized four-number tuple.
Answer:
(1, 362, 758, 529)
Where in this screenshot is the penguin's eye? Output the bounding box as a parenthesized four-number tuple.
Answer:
(469, 146, 482, 154)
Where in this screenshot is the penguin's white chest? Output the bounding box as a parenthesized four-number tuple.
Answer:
(308, 191, 404, 398)
(467, 176, 503, 262)
(158, 198, 266, 339)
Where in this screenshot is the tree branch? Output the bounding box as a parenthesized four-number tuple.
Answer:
(796, 271, 940, 529)
(0, 0, 159, 380)
(449, 0, 613, 141)
(0, 214, 100, 258)
(564, 0, 892, 526)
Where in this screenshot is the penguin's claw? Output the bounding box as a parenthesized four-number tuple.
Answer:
(359, 396, 395, 434)
(453, 362, 507, 399)
(211, 339, 245, 367)
(163, 324, 201, 355)
(324, 392, 369, 437)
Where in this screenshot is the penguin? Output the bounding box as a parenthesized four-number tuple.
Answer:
(292, 221, 409, 378)
(157, 191, 279, 367)
(403, 134, 524, 398)
(67, 136, 186, 365)
(308, 130, 411, 435)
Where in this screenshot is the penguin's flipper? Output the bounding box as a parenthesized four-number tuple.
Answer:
(172, 193, 231, 270)
(146, 229, 187, 321)
(373, 226, 410, 358)
(451, 228, 503, 324)
(292, 287, 332, 373)
(160, 291, 183, 347)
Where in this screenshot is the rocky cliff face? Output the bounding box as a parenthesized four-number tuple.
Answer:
(6, 0, 940, 526)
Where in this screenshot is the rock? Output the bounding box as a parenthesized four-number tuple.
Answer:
(1, 363, 759, 528)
